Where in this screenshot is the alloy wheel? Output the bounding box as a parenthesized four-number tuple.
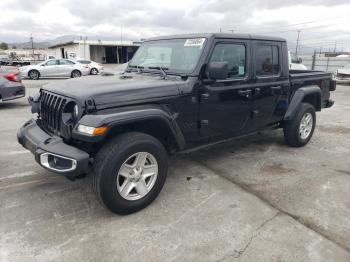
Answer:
(116, 152, 158, 201)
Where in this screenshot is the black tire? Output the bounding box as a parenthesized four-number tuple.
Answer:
(28, 70, 40, 80)
(283, 103, 316, 147)
(90, 68, 98, 75)
(93, 132, 168, 215)
(71, 70, 81, 78)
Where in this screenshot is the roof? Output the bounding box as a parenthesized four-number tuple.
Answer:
(146, 33, 286, 42)
(48, 40, 142, 49)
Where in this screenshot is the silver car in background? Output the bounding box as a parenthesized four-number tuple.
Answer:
(19, 59, 90, 80)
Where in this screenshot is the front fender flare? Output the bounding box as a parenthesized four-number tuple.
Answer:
(73, 105, 186, 149)
(284, 85, 321, 121)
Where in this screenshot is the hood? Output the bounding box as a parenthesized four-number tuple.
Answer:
(42, 73, 181, 109)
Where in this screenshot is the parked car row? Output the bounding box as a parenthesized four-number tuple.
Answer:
(18, 58, 104, 80)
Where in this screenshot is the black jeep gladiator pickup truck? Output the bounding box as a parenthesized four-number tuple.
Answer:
(18, 33, 335, 214)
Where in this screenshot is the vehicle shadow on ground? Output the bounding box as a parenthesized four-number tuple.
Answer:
(35, 130, 287, 217)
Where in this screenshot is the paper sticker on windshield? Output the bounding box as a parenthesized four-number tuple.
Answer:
(184, 38, 205, 47)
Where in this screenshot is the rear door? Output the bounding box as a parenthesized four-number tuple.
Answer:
(199, 39, 254, 137)
(250, 41, 289, 128)
(58, 59, 75, 77)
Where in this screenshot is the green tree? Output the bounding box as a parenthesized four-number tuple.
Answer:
(0, 42, 8, 50)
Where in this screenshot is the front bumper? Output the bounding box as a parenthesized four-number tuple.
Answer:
(17, 119, 90, 176)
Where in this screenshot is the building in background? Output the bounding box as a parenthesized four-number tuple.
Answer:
(48, 40, 141, 64)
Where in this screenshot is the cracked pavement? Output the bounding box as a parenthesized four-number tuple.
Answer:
(0, 76, 349, 261)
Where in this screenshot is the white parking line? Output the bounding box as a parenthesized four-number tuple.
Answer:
(0, 150, 29, 157)
(1, 171, 35, 180)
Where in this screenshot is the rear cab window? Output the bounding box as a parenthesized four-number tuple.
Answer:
(255, 44, 280, 76)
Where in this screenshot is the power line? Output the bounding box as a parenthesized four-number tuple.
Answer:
(258, 21, 350, 35)
(228, 14, 350, 33)
(301, 32, 350, 42)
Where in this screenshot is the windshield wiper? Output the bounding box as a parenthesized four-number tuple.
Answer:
(148, 66, 168, 79)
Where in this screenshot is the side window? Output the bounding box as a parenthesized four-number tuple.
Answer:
(78, 60, 90, 64)
(59, 59, 75, 65)
(209, 43, 246, 78)
(255, 44, 280, 76)
(45, 60, 57, 66)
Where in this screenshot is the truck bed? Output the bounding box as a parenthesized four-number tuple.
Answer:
(289, 69, 333, 83)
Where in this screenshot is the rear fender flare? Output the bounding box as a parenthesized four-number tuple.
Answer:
(284, 85, 321, 121)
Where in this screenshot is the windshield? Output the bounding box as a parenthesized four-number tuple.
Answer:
(128, 38, 206, 74)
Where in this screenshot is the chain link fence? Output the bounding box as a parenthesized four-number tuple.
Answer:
(300, 54, 350, 73)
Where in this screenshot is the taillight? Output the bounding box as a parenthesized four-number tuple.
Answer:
(4, 73, 21, 82)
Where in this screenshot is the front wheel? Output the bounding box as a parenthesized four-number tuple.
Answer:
(28, 70, 40, 80)
(93, 132, 168, 215)
(283, 103, 316, 147)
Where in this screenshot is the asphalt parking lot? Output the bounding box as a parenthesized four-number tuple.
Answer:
(0, 76, 350, 261)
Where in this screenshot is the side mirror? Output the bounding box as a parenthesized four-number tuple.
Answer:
(208, 62, 229, 80)
(298, 57, 302, 64)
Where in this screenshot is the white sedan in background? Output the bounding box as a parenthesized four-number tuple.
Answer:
(76, 59, 104, 75)
(19, 59, 90, 80)
(335, 63, 350, 84)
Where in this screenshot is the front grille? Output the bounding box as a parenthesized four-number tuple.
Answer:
(40, 91, 67, 133)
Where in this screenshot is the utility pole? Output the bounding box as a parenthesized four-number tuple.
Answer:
(295, 30, 301, 56)
(333, 42, 337, 53)
(83, 36, 87, 59)
(30, 34, 34, 57)
(120, 24, 123, 63)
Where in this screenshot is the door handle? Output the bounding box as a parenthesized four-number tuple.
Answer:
(200, 93, 210, 100)
(237, 90, 252, 99)
(271, 86, 282, 90)
(270, 86, 282, 94)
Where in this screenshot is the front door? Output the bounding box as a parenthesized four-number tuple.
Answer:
(199, 40, 254, 138)
(40, 59, 59, 77)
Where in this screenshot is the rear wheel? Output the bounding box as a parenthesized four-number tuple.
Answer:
(28, 70, 40, 80)
(90, 68, 98, 75)
(283, 103, 316, 147)
(71, 70, 81, 78)
(93, 132, 168, 215)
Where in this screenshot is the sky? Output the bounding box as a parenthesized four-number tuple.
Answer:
(1, 0, 350, 52)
